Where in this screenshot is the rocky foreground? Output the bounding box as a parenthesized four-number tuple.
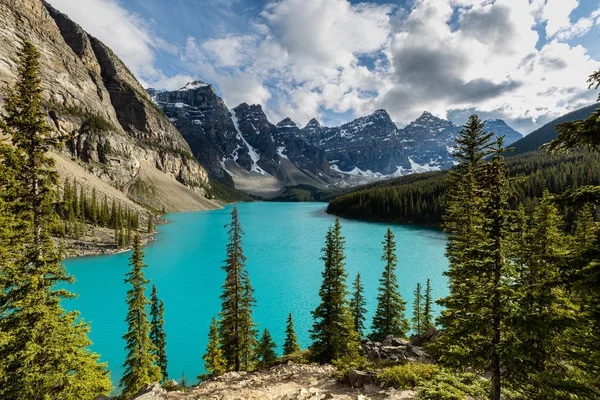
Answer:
(129, 363, 416, 400)
(121, 336, 436, 400)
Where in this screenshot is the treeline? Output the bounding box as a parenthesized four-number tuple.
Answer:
(327, 150, 600, 224)
(51, 178, 159, 248)
(429, 112, 600, 399)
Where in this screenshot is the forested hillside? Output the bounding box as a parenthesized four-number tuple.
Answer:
(509, 103, 599, 156)
(327, 150, 600, 224)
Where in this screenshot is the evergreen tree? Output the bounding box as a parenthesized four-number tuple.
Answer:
(218, 205, 257, 371)
(283, 313, 300, 355)
(150, 285, 168, 382)
(148, 212, 154, 233)
(370, 228, 409, 341)
(0, 40, 111, 399)
(433, 119, 512, 400)
(423, 278, 434, 330)
(198, 316, 226, 381)
(411, 282, 425, 335)
(256, 328, 278, 367)
(506, 191, 578, 398)
(121, 234, 160, 397)
(310, 218, 360, 363)
(349, 272, 367, 338)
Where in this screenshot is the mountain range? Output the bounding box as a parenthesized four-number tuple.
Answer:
(149, 82, 522, 197)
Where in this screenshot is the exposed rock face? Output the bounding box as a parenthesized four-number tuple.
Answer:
(303, 110, 410, 176)
(302, 110, 522, 178)
(362, 336, 431, 364)
(0, 0, 213, 212)
(155, 85, 332, 196)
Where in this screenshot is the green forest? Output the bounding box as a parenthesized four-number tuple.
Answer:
(1, 41, 600, 400)
(327, 149, 600, 225)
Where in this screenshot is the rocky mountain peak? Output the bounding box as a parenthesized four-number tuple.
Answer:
(179, 80, 210, 91)
(276, 117, 297, 128)
(305, 118, 321, 128)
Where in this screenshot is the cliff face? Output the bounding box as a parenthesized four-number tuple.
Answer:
(0, 0, 214, 212)
(155, 84, 331, 197)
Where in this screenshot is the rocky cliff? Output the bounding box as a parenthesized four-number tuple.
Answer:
(153, 78, 521, 195)
(0, 0, 216, 212)
(155, 84, 331, 197)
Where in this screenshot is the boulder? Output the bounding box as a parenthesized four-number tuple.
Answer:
(132, 382, 167, 400)
(94, 396, 110, 400)
(348, 369, 378, 388)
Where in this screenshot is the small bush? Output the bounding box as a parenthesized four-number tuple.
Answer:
(276, 350, 312, 365)
(377, 363, 437, 389)
(418, 369, 489, 400)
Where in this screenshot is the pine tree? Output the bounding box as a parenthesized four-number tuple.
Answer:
(199, 316, 226, 381)
(423, 278, 434, 330)
(121, 234, 160, 397)
(349, 272, 367, 338)
(256, 328, 278, 367)
(506, 191, 577, 398)
(310, 218, 360, 363)
(150, 285, 168, 382)
(283, 313, 300, 355)
(433, 121, 512, 400)
(148, 212, 154, 233)
(218, 205, 257, 371)
(0, 41, 111, 399)
(370, 228, 409, 341)
(411, 282, 425, 335)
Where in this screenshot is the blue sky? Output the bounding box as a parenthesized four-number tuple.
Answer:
(48, 0, 600, 133)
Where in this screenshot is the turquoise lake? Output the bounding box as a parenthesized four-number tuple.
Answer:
(62, 202, 448, 389)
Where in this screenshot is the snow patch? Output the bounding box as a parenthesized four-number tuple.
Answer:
(408, 157, 441, 173)
(276, 146, 289, 160)
(179, 81, 209, 91)
(231, 111, 269, 175)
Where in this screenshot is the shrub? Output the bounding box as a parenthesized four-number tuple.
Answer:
(418, 369, 489, 400)
(377, 363, 437, 389)
(275, 350, 312, 365)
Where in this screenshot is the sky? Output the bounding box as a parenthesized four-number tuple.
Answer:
(46, 0, 600, 134)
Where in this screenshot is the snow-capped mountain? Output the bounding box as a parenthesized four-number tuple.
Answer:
(149, 81, 522, 196)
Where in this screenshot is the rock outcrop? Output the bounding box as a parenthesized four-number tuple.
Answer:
(0, 0, 216, 212)
(131, 362, 417, 400)
(362, 336, 431, 364)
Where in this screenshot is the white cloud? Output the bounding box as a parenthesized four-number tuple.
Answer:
(542, 0, 579, 38)
(49, 0, 600, 132)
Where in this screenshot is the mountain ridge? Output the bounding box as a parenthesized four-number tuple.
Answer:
(151, 80, 523, 197)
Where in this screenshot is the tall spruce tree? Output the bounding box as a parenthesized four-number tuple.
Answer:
(411, 282, 425, 335)
(121, 234, 160, 397)
(480, 138, 513, 400)
(433, 117, 513, 400)
(218, 205, 257, 371)
(150, 285, 168, 382)
(350, 272, 367, 338)
(256, 328, 278, 367)
(283, 313, 300, 355)
(370, 228, 409, 341)
(0, 41, 111, 399)
(506, 191, 578, 398)
(199, 316, 226, 381)
(310, 218, 359, 363)
(423, 278, 434, 330)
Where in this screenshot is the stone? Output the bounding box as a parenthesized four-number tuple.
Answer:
(348, 369, 378, 388)
(132, 382, 167, 400)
